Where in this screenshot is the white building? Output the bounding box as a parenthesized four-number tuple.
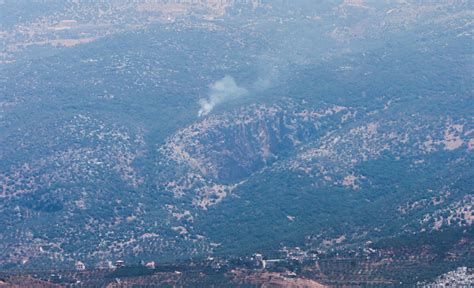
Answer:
(75, 261, 86, 271)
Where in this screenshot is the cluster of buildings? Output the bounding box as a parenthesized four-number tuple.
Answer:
(71, 244, 324, 275)
(74, 259, 155, 271)
(197, 247, 321, 276)
(251, 247, 320, 267)
(421, 267, 474, 287)
(71, 246, 322, 277)
(240, 247, 320, 271)
(280, 246, 320, 263)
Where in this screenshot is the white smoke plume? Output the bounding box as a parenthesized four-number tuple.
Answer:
(198, 75, 248, 116)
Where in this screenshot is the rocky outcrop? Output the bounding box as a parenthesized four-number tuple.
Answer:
(157, 101, 355, 208)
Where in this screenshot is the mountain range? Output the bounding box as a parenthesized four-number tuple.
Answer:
(0, 0, 472, 284)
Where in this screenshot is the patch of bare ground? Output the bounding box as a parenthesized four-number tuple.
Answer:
(228, 269, 327, 288)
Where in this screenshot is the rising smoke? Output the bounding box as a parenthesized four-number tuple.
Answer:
(197, 3, 332, 117)
(198, 75, 248, 116)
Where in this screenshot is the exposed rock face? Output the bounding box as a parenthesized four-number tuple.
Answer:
(157, 101, 355, 208)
